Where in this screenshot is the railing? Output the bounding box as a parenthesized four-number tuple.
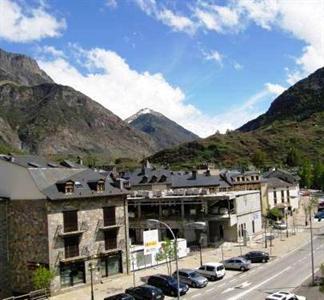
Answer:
(55, 221, 88, 238)
(3, 289, 48, 300)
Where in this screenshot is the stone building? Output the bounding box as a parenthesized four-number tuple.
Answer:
(0, 155, 129, 298)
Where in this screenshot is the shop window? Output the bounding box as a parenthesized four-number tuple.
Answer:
(60, 261, 85, 287)
(100, 252, 122, 277)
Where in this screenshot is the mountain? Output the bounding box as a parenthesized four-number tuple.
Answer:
(150, 67, 324, 168)
(0, 48, 158, 161)
(0, 49, 53, 86)
(126, 108, 199, 149)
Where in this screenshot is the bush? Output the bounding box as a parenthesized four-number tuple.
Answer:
(33, 266, 55, 290)
(266, 208, 283, 221)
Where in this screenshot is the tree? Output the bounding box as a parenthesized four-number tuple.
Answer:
(299, 160, 313, 188)
(313, 162, 324, 191)
(266, 208, 283, 221)
(32, 266, 55, 291)
(286, 147, 301, 167)
(155, 239, 176, 275)
(252, 150, 267, 170)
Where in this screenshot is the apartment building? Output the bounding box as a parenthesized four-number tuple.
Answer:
(0, 155, 129, 298)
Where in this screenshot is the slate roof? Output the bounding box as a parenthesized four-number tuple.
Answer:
(0, 154, 126, 200)
(262, 177, 293, 188)
(263, 168, 300, 184)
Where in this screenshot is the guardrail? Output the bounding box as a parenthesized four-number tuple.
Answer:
(2, 289, 48, 300)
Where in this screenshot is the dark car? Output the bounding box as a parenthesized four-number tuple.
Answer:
(104, 293, 135, 300)
(315, 210, 324, 221)
(147, 274, 189, 297)
(243, 251, 269, 263)
(125, 284, 164, 300)
(173, 269, 208, 288)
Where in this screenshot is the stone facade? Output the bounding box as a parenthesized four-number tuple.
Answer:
(0, 199, 9, 299)
(7, 199, 49, 294)
(47, 195, 129, 295)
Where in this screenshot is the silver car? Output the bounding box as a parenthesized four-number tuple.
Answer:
(223, 257, 251, 271)
(173, 269, 208, 288)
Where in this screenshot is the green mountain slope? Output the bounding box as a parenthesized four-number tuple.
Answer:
(150, 67, 324, 168)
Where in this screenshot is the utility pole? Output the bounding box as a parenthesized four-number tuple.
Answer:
(264, 217, 268, 248)
(309, 206, 315, 285)
(285, 212, 289, 238)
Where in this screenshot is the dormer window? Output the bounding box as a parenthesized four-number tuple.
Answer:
(159, 175, 167, 182)
(140, 176, 148, 184)
(255, 176, 259, 181)
(97, 180, 105, 192)
(150, 175, 157, 183)
(65, 181, 74, 194)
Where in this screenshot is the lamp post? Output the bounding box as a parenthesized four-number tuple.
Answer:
(88, 262, 96, 300)
(285, 211, 289, 238)
(147, 219, 180, 300)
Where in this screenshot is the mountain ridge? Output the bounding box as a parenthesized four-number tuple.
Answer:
(126, 108, 199, 150)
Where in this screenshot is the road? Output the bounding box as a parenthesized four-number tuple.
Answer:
(181, 235, 324, 300)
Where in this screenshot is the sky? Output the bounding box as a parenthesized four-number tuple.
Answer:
(0, 0, 323, 137)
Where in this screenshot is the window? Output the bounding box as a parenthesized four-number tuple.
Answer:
(252, 220, 255, 233)
(150, 176, 157, 183)
(255, 176, 259, 180)
(64, 236, 79, 258)
(206, 266, 215, 271)
(97, 180, 105, 192)
(287, 189, 290, 204)
(273, 190, 277, 205)
(103, 207, 116, 226)
(100, 252, 122, 278)
(217, 265, 224, 271)
(63, 210, 78, 232)
(281, 190, 285, 203)
(65, 181, 74, 194)
(104, 229, 118, 250)
(251, 176, 254, 181)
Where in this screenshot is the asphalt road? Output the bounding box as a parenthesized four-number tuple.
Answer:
(181, 235, 324, 300)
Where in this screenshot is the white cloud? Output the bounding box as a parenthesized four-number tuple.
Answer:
(106, 0, 118, 9)
(203, 50, 223, 65)
(0, 0, 66, 43)
(40, 46, 66, 58)
(265, 83, 286, 96)
(233, 62, 243, 70)
(38, 46, 281, 137)
(134, 0, 195, 34)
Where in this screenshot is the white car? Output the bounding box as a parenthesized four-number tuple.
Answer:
(196, 262, 225, 281)
(273, 221, 287, 230)
(265, 291, 306, 300)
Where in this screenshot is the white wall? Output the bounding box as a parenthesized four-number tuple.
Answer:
(267, 185, 300, 210)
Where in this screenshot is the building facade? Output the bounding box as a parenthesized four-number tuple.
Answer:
(0, 155, 129, 298)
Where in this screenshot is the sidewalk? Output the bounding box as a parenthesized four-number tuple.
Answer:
(50, 228, 312, 300)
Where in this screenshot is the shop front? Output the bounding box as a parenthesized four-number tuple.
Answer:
(100, 251, 123, 278)
(60, 261, 85, 288)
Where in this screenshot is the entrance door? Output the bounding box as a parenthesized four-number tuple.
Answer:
(219, 225, 224, 240)
(100, 252, 122, 277)
(60, 261, 85, 288)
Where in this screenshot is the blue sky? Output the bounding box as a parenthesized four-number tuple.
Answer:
(0, 0, 323, 137)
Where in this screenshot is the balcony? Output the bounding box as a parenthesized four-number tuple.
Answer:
(97, 218, 123, 231)
(56, 221, 88, 238)
(59, 246, 90, 264)
(97, 239, 125, 256)
(208, 208, 237, 226)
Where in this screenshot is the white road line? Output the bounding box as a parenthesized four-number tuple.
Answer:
(191, 293, 202, 298)
(227, 266, 292, 300)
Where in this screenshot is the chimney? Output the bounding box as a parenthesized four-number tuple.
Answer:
(192, 170, 197, 180)
(205, 170, 211, 176)
(77, 156, 83, 166)
(116, 179, 124, 190)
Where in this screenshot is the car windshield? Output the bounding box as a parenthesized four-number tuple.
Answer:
(189, 271, 200, 278)
(168, 277, 177, 285)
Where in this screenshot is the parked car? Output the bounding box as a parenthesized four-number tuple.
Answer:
(196, 262, 225, 280)
(265, 291, 306, 300)
(104, 293, 135, 300)
(223, 257, 251, 271)
(173, 269, 208, 288)
(273, 221, 287, 230)
(243, 251, 269, 263)
(314, 210, 324, 221)
(125, 284, 164, 300)
(147, 274, 189, 297)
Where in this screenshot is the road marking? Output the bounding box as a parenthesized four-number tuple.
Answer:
(227, 266, 292, 300)
(239, 281, 252, 288)
(222, 287, 235, 294)
(191, 293, 202, 298)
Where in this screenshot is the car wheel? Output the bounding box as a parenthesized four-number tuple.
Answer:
(240, 266, 245, 271)
(262, 258, 266, 263)
(171, 290, 176, 297)
(192, 282, 197, 288)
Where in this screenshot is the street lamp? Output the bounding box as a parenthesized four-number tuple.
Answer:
(88, 262, 96, 300)
(147, 219, 180, 300)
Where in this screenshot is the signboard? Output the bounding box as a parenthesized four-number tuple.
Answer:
(143, 229, 159, 255)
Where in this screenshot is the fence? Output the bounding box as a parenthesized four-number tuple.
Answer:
(2, 289, 48, 300)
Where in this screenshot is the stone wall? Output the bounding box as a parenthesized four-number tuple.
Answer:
(46, 195, 129, 295)
(7, 199, 49, 294)
(0, 199, 10, 299)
